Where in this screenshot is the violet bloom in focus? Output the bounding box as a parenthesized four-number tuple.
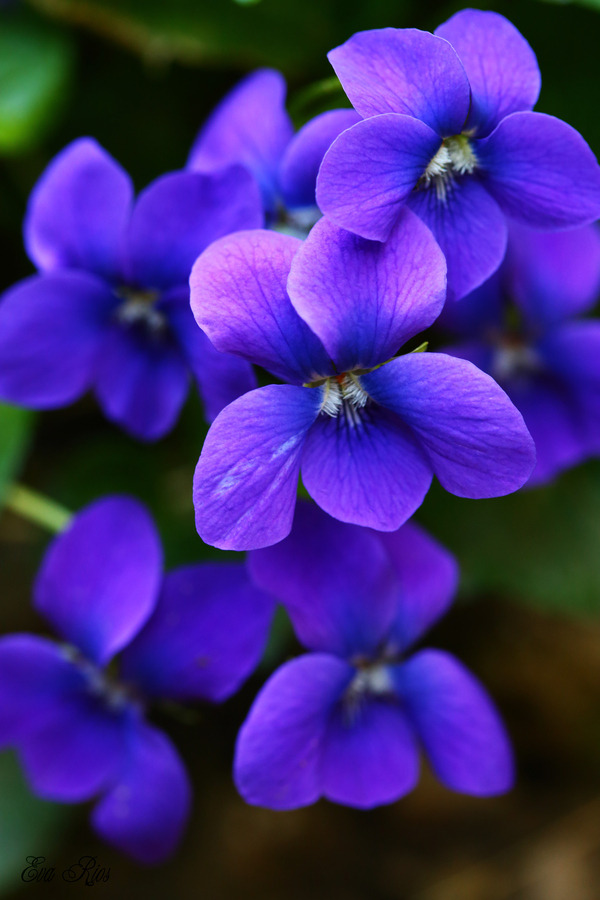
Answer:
(0, 138, 263, 439)
(317, 9, 600, 299)
(0, 497, 274, 863)
(191, 210, 535, 551)
(236, 503, 514, 809)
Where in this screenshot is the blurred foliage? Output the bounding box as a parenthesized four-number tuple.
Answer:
(0, 404, 33, 509)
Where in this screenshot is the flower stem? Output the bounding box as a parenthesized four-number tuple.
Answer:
(4, 484, 71, 533)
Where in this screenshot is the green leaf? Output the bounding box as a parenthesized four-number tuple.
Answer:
(0, 404, 34, 508)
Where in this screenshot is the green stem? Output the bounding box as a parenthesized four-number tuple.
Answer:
(4, 484, 71, 533)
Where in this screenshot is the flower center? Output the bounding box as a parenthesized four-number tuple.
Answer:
(114, 287, 166, 334)
(319, 372, 370, 421)
(491, 338, 542, 382)
(419, 134, 478, 201)
(342, 661, 395, 723)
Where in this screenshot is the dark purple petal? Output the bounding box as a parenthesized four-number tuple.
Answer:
(234, 654, 353, 810)
(362, 353, 536, 497)
(35, 496, 162, 666)
(435, 9, 540, 137)
(188, 69, 293, 213)
(328, 28, 470, 134)
(190, 230, 332, 383)
(301, 404, 433, 531)
(407, 177, 507, 301)
(279, 108, 361, 209)
(194, 385, 321, 550)
(121, 564, 274, 702)
(0, 272, 114, 408)
(437, 269, 504, 337)
(317, 114, 442, 241)
(124, 167, 263, 291)
(91, 716, 191, 864)
(287, 211, 446, 372)
(395, 650, 514, 795)
(248, 502, 398, 658)
(24, 137, 132, 282)
(478, 112, 600, 229)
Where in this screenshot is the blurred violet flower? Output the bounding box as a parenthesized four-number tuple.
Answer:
(317, 9, 600, 300)
(236, 503, 514, 809)
(0, 496, 274, 863)
(0, 138, 263, 440)
(188, 68, 359, 233)
(441, 223, 600, 485)
(191, 210, 535, 551)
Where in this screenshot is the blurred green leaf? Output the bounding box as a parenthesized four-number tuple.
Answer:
(0, 404, 34, 508)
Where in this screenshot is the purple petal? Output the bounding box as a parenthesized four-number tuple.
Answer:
(35, 496, 162, 666)
(328, 28, 470, 134)
(395, 650, 514, 795)
(317, 114, 442, 241)
(121, 564, 274, 702)
(124, 167, 263, 291)
(234, 654, 353, 810)
(91, 717, 191, 864)
(248, 502, 398, 658)
(0, 272, 114, 408)
(279, 108, 361, 209)
(190, 230, 332, 384)
(188, 69, 293, 213)
(24, 137, 132, 282)
(435, 9, 540, 137)
(194, 385, 321, 550)
(437, 269, 504, 337)
(287, 210, 446, 372)
(301, 403, 433, 531)
(478, 112, 600, 229)
(362, 353, 536, 497)
(407, 177, 507, 301)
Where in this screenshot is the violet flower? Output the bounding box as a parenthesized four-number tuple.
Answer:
(0, 497, 274, 862)
(0, 138, 263, 440)
(317, 9, 600, 300)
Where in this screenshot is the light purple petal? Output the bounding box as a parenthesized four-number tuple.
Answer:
(301, 404, 433, 531)
(478, 112, 600, 229)
(190, 230, 332, 383)
(24, 137, 132, 282)
(317, 114, 442, 242)
(0, 272, 114, 408)
(362, 353, 536, 497)
(194, 384, 321, 550)
(92, 717, 191, 864)
(248, 502, 398, 658)
(435, 9, 540, 137)
(395, 650, 514, 795)
(34, 496, 162, 666)
(234, 654, 353, 810)
(328, 28, 470, 134)
(121, 564, 274, 702)
(287, 210, 446, 372)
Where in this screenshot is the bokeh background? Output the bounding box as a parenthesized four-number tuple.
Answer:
(2, 0, 600, 897)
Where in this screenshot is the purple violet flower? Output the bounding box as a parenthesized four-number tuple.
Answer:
(0, 137, 264, 440)
(0, 496, 274, 863)
(236, 503, 514, 809)
(317, 9, 600, 300)
(190, 210, 536, 551)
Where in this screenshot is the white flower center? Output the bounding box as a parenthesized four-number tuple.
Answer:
(319, 373, 370, 423)
(492, 343, 542, 381)
(115, 288, 166, 334)
(421, 134, 478, 201)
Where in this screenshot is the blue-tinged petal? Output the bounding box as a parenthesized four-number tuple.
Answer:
(287, 211, 446, 372)
(194, 385, 321, 550)
(0, 272, 115, 408)
(477, 112, 600, 229)
(362, 353, 536, 498)
(248, 502, 398, 658)
(35, 497, 162, 666)
(301, 404, 433, 531)
(91, 716, 191, 864)
(407, 177, 507, 301)
(234, 654, 353, 810)
(435, 9, 540, 138)
(317, 114, 442, 242)
(394, 650, 514, 795)
(121, 564, 274, 702)
(328, 28, 470, 134)
(24, 137, 132, 282)
(124, 167, 263, 291)
(190, 230, 332, 384)
(188, 69, 293, 214)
